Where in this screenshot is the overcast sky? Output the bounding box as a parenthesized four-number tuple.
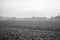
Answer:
(0, 0, 60, 18)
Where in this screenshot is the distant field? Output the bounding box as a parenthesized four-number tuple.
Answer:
(0, 20, 60, 40)
(0, 20, 60, 31)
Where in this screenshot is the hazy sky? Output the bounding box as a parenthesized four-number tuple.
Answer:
(0, 0, 60, 18)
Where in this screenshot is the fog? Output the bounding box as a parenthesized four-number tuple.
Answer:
(0, 0, 60, 18)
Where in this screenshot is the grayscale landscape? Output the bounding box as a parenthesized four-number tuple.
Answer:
(0, 0, 60, 40)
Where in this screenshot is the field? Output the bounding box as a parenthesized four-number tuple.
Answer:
(0, 20, 60, 40)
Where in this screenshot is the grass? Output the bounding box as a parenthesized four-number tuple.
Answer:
(0, 20, 60, 40)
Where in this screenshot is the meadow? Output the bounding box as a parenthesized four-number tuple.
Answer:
(0, 19, 60, 40)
